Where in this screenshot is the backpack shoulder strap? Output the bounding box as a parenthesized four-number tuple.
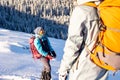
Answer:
(39, 38, 42, 44)
(83, 2, 98, 8)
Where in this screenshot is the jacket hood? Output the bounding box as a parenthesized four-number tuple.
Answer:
(34, 27, 44, 34)
(77, 0, 100, 5)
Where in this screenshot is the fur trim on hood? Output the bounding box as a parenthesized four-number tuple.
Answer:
(77, 0, 101, 5)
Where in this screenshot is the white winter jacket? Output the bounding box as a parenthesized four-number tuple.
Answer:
(59, 1, 102, 80)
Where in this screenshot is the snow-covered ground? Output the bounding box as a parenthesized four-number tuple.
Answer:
(0, 28, 120, 80)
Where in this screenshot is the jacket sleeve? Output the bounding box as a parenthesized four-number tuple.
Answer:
(59, 6, 87, 74)
(34, 38, 48, 57)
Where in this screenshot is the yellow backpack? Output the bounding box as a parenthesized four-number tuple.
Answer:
(98, 0, 120, 53)
(84, 0, 120, 71)
(90, 0, 120, 71)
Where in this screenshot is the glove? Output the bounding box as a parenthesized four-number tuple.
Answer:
(59, 74, 67, 80)
(46, 55, 53, 60)
(46, 51, 56, 60)
(58, 70, 68, 80)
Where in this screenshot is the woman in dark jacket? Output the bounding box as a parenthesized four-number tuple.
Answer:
(34, 27, 56, 80)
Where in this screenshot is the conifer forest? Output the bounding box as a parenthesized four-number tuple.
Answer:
(0, 0, 74, 39)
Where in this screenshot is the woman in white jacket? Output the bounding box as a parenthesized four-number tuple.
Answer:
(59, 0, 108, 80)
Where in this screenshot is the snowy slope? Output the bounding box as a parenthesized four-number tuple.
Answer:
(0, 28, 120, 80)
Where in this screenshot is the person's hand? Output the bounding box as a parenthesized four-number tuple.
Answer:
(46, 55, 53, 60)
(59, 74, 67, 80)
(46, 51, 56, 60)
(58, 70, 68, 80)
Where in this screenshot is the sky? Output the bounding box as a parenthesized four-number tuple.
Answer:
(0, 28, 120, 80)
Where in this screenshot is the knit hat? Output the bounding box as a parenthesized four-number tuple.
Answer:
(34, 27, 44, 34)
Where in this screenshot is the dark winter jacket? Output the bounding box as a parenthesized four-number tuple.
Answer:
(34, 34, 54, 57)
